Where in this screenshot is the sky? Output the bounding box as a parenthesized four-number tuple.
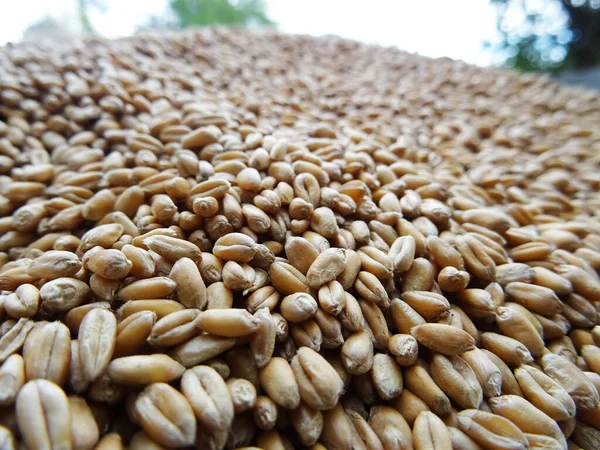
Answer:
(0, 0, 498, 66)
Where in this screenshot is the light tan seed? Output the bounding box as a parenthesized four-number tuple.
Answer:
(78, 224, 124, 254)
(509, 242, 554, 262)
(89, 275, 120, 302)
(525, 433, 564, 450)
(489, 395, 567, 449)
(67, 340, 89, 394)
(388, 334, 419, 367)
(280, 293, 318, 323)
(250, 307, 276, 369)
(40, 277, 90, 314)
(108, 354, 184, 385)
(494, 263, 535, 286)
(456, 409, 528, 450)
(461, 348, 503, 398)
(360, 300, 390, 350)
(121, 244, 155, 279)
(142, 235, 202, 264)
(68, 396, 99, 450)
(319, 403, 354, 450)
(28, 250, 82, 279)
(355, 271, 390, 307)
(404, 362, 452, 416)
(269, 261, 310, 295)
(247, 286, 280, 313)
(401, 257, 435, 292)
(391, 298, 426, 335)
(128, 431, 169, 450)
(117, 276, 177, 301)
(79, 309, 117, 382)
(447, 427, 482, 450)
(113, 310, 156, 358)
(336, 292, 364, 332)
(582, 345, 600, 375)
(556, 264, 600, 301)
(197, 309, 258, 337)
(285, 237, 319, 275)
(291, 347, 343, 410)
(221, 261, 256, 292)
(411, 323, 475, 356)
(514, 365, 576, 421)
(430, 354, 482, 409)
(227, 377, 257, 414)
(23, 321, 70, 385)
(401, 291, 450, 320)
(93, 432, 123, 450)
(437, 266, 470, 292)
(480, 332, 534, 367)
(290, 402, 323, 446)
(531, 266, 573, 295)
(495, 306, 545, 357)
(0, 425, 15, 450)
(359, 246, 393, 279)
(337, 249, 362, 289)
(533, 313, 570, 340)
(3, 284, 39, 318)
(388, 236, 416, 274)
(310, 207, 339, 238)
(341, 330, 374, 375)
(85, 248, 132, 280)
(505, 281, 563, 316)
(306, 248, 346, 288)
(392, 389, 431, 428)
(455, 235, 495, 281)
(169, 257, 207, 309)
(181, 365, 234, 432)
(0, 355, 24, 406)
(213, 233, 257, 263)
(206, 282, 234, 310)
(0, 318, 34, 363)
(542, 352, 600, 411)
(252, 395, 278, 431)
(259, 357, 301, 409)
(371, 353, 403, 400)
(148, 309, 201, 348)
(16, 379, 71, 450)
(134, 382, 196, 448)
(169, 334, 236, 368)
(369, 405, 414, 450)
(426, 235, 464, 270)
(413, 411, 453, 450)
(317, 280, 346, 316)
(460, 208, 511, 234)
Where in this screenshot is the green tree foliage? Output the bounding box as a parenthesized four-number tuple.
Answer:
(76, 0, 106, 35)
(169, 0, 275, 28)
(489, 0, 600, 72)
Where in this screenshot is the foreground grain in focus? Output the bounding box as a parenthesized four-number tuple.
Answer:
(0, 28, 600, 449)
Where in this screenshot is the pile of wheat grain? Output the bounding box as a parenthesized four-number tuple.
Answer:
(0, 28, 600, 450)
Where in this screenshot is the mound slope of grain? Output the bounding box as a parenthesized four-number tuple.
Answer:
(1, 29, 600, 449)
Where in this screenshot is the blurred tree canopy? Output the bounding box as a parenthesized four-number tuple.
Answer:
(170, 0, 274, 28)
(77, 0, 106, 35)
(489, 0, 600, 72)
(140, 0, 275, 31)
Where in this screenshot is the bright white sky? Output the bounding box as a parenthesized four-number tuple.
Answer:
(0, 0, 498, 66)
